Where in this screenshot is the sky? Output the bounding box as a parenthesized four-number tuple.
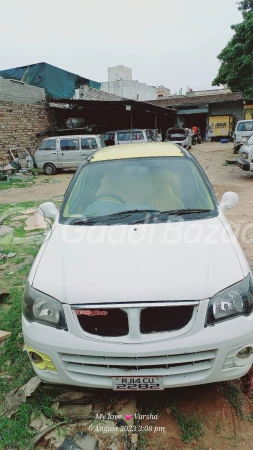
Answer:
(0, 0, 242, 94)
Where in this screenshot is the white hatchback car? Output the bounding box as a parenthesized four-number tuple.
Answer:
(22, 143, 253, 391)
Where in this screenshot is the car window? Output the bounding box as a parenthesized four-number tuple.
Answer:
(237, 121, 253, 132)
(104, 133, 114, 141)
(60, 139, 79, 151)
(132, 131, 144, 140)
(117, 133, 126, 141)
(39, 139, 56, 151)
(81, 139, 98, 150)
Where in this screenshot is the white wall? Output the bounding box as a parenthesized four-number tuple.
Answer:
(101, 80, 157, 101)
(108, 65, 132, 82)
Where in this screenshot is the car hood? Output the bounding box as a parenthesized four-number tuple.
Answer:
(32, 218, 244, 304)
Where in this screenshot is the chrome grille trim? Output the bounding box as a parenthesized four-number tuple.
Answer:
(71, 301, 200, 309)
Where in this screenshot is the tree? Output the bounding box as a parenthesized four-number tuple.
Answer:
(212, 3, 253, 98)
(237, 0, 253, 11)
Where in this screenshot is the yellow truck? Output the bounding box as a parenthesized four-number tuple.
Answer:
(207, 115, 234, 141)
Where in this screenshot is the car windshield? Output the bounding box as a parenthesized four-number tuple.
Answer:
(246, 133, 253, 145)
(237, 121, 253, 132)
(60, 157, 216, 224)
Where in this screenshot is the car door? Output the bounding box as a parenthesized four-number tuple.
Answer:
(59, 138, 82, 168)
(35, 139, 59, 168)
(80, 138, 98, 161)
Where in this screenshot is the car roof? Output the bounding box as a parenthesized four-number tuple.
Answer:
(90, 143, 186, 163)
(43, 135, 99, 140)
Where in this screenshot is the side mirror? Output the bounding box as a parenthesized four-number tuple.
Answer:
(220, 192, 239, 213)
(38, 202, 58, 219)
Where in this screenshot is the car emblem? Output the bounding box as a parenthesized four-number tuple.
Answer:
(75, 309, 108, 316)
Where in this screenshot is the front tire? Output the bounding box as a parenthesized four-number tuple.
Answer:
(44, 163, 56, 175)
(233, 146, 240, 155)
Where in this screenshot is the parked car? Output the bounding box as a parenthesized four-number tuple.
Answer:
(233, 120, 253, 154)
(103, 129, 151, 146)
(165, 127, 192, 150)
(23, 142, 253, 390)
(34, 135, 105, 175)
(237, 132, 253, 172)
(145, 129, 162, 142)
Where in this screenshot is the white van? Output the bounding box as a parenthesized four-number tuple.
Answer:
(34, 135, 105, 175)
(103, 129, 151, 146)
(233, 120, 253, 154)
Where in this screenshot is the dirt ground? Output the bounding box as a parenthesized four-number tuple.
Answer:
(2, 141, 253, 450)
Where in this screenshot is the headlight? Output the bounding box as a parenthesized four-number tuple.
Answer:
(206, 274, 253, 325)
(242, 152, 248, 159)
(23, 283, 67, 330)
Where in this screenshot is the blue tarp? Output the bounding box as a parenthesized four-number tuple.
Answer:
(0, 62, 101, 100)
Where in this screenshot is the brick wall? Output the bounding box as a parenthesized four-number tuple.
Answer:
(0, 101, 54, 157)
(0, 78, 46, 104)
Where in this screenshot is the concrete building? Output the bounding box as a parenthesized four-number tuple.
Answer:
(157, 85, 171, 99)
(108, 65, 132, 82)
(100, 65, 170, 101)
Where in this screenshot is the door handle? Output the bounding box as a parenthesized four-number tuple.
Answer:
(52, 152, 56, 154)
(62, 153, 64, 156)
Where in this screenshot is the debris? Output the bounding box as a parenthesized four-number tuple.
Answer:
(58, 432, 99, 450)
(0, 253, 7, 260)
(30, 413, 54, 432)
(114, 399, 137, 427)
(24, 213, 49, 231)
(52, 401, 92, 418)
(23, 420, 66, 450)
(54, 389, 98, 405)
(3, 376, 41, 418)
(7, 252, 16, 258)
(225, 159, 237, 165)
(0, 225, 14, 237)
(131, 433, 138, 443)
(0, 330, 11, 342)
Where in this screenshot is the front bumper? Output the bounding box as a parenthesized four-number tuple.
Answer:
(237, 158, 250, 171)
(22, 301, 253, 389)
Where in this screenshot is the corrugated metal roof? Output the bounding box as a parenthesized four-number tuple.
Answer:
(148, 92, 243, 108)
(79, 85, 124, 101)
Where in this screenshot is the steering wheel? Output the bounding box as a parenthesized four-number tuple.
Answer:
(94, 193, 126, 204)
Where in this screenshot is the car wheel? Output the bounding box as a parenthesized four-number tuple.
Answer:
(44, 163, 56, 175)
(233, 146, 240, 154)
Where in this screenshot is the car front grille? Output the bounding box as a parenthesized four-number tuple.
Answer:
(74, 304, 195, 338)
(140, 306, 194, 334)
(60, 350, 216, 379)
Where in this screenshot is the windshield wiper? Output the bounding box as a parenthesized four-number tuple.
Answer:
(159, 208, 212, 216)
(69, 209, 159, 225)
(131, 209, 212, 224)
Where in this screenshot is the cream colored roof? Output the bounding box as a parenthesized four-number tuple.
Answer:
(90, 143, 184, 162)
